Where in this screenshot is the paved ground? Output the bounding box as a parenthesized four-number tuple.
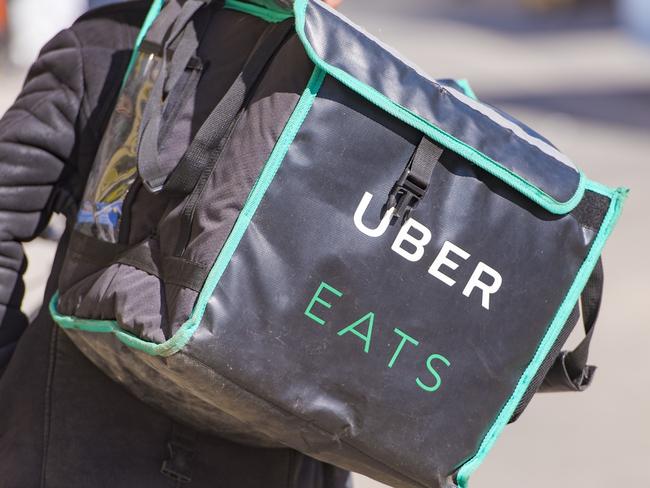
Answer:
(1, 1, 649, 487)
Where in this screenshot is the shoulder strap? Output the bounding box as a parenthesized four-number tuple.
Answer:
(163, 19, 294, 195)
(510, 258, 603, 422)
(540, 257, 603, 392)
(137, 0, 214, 193)
(138, 8, 293, 194)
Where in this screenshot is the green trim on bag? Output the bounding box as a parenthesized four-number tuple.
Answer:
(455, 181, 627, 487)
(224, 0, 294, 23)
(292, 0, 585, 215)
(121, 0, 164, 89)
(456, 79, 478, 100)
(51, 66, 327, 357)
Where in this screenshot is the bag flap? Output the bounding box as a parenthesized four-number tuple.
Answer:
(293, 0, 585, 214)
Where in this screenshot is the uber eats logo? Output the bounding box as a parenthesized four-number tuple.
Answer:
(304, 281, 451, 393)
(354, 191, 502, 311)
(301, 191, 505, 394)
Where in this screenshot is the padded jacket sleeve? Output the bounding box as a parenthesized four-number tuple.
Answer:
(0, 28, 84, 371)
(0, 2, 150, 375)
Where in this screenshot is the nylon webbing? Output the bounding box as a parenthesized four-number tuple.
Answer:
(388, 135, 443, 223)
(410, 136, 443, 191)
(163, 19, 294, 195)
(510, 258, 603, 422)
(138, 0, 213, 193)
(540, 257, 603, 392)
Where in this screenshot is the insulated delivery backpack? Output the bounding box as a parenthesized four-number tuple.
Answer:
(50, 1, 627, 486)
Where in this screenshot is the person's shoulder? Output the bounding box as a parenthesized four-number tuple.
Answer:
(76, 0, 151, 25)
(70, 1, 151, 49)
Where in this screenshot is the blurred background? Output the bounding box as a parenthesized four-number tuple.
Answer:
(1, 0, 649, 487)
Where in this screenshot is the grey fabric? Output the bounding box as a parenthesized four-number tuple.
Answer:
(436, 79, 556, 148)
(184, 35, 314, 265)
(59, 261, 198, 342)
(137, 0, 209, 192)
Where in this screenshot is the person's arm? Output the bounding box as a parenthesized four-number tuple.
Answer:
(0, 0, 151, 377)
(0, 28, 85, 373)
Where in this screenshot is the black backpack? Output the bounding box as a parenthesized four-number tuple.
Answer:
(50, 1, 627, 486)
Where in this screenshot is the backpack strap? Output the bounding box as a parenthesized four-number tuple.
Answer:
(163, 18, 294, 195)
(540, 257, 603, 392)
(160, 422, 197, 484)
(138, 0, 215, 193)
(509, 257, 603, 422)
(138, 5, 293, 195)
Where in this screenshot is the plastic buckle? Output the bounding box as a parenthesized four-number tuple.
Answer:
(160, 441, 194, 484)
(387, 167, 427, 224)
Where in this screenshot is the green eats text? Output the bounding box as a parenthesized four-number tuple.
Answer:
(304, 281, 451, 393)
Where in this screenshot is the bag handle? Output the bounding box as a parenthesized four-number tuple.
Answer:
(137, 1, 294, 195)
(137, 0, 215, 193)
(163, 19, 294, 195)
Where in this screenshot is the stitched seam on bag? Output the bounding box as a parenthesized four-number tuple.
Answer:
(455, 184, 626, 486)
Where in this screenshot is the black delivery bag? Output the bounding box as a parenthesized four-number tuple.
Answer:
(50, 1, 627, 487)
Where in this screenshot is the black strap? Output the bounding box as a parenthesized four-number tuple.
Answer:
(540, 257, 603, 392)
(408, 137, 443, 189)
(161, 422, 196, 485)
(138, 0, 213, 193)
(387, 136, 443, 224)
(163, 19, 294, 195)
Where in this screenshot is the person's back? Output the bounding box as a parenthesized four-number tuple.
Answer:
(0, 2, 350, 486)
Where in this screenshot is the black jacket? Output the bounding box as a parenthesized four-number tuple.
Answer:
(0, 2, 349, 487)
